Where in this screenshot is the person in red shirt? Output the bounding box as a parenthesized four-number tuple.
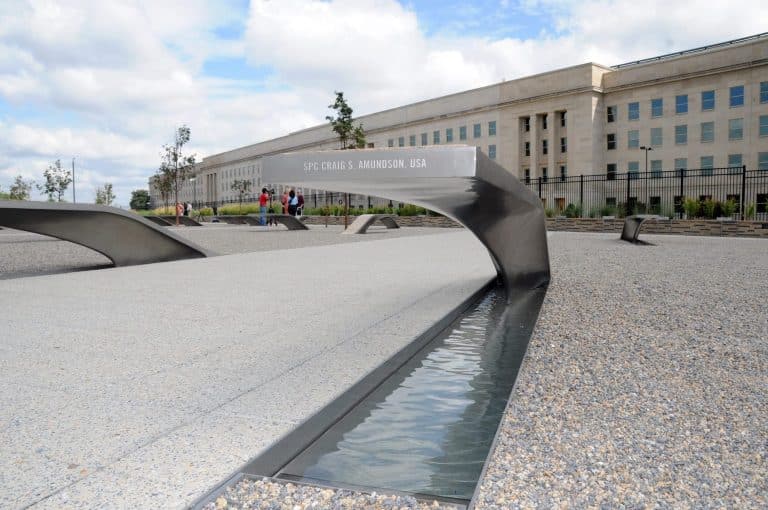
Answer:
(259, 187, 269, 225)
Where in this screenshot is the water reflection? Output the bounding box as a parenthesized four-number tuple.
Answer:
(279, 286, 546, 500)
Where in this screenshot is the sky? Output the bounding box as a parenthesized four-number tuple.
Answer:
(1, 0, 766, 207)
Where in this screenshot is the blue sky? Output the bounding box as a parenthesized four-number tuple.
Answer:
(0, 0, 766, 206)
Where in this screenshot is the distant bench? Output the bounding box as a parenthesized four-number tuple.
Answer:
(213, 214, 308, 230)
(145, 216, 202, 226)
(621, 214, 669, 243)
(342, 214, 400, 235)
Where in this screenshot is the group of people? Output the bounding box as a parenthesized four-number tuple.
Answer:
(258, 187, 304, 226)
(175, 202, 193, 217)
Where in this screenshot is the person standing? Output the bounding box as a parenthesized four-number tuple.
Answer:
(259, 187, 269, 225)
(288, 189, 299, 216)
(281, 189, 289, 215)
(296, 189, 305, 217)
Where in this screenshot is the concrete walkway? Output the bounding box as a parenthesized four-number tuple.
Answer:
(0, 230, 495, 508)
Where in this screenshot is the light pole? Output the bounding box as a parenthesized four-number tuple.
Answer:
(640, 146, 653, 212)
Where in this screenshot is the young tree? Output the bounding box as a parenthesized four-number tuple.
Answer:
(37, 159, 72, 201)
(152, 172, 173, 211)
(10, 175, 33, 200)
(130, 189, 151, 210)
(159, 125, 196, 225)
(326, 91, 365, 150)
(95, 183, 116, 206)
(231, 179, 252, 214)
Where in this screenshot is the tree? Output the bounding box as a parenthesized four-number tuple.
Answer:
(130, 189, 151, 210)
(10, 175, 33, 200)
(37, 159, 72, 201)
(231, 179, 252, 214)
(0, 185, 9, 200)
(159, 125, 196, 225)
(326, 91, 365, 150)
(152, 172, 173, 211)
(95, 183, 115, 206)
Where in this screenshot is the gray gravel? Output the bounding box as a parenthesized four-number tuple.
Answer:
(475, 232, 767, 508)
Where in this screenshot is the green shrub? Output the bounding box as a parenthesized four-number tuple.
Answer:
(544, 207, 556, 218)
(563, 203, 582, 218)
(683, 198, 700, 218)
(660, 206, 675, 219)
(720, 199, 737, 217)
(746, 202, 756, 220)
(599, 204, 617, 217)
(219, 203, 260, 215)
(397, 204, 426, 216)
(196, 207, 213, 217)
(700, 199, 716, 219)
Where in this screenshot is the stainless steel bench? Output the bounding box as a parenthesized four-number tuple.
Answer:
(621, 214, 669, 243)
(0, 201, 212, 266)
(342, 214, 400, 234)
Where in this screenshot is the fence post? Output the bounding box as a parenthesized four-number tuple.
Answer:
(741, 165, 747, 220)
(538, 176, 542, 199)
(625, 172, 631, 217)
(679, 169, 685, 218)
(579, 174, 584, 217)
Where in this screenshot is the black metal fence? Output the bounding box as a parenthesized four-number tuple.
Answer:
(524, 166, 768, 219)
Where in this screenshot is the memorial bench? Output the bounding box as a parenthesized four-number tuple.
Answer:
(621, 214, 670, 243)
(214, 214, 308, 230)
(159, 215, 202, 226)
(342, 214, 400, 235)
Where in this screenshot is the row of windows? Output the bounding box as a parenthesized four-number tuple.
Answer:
(607, 82, 768, 122)
(607, 116, 768, 149)
(387, 121, 496, 148)
(522, 112, 567, 132)
(605, 152, 768, 175)
(523, 165, 568, 183)
(523, 137, 568, 156)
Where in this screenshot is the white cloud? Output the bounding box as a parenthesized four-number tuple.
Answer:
(1, 0, 767, 206)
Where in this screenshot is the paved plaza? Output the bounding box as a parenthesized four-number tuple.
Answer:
(0, 225, 766, 508)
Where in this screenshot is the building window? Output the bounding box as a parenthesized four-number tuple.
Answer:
(759, 152, 768, 170)
(542, 139, 548, 155)
(560, 137, 567, 153)
(650, 127, 663, 146)
(473, 123, 481, 138)
(488, 144, 496, 159)
(459, 125, 467, 140)
(387, 139, 394, 148)
(560, 111, 567, 127)
(446, 128, 453, 143)
(650, 159, 662, 178)
(701, 156, 714, 175)
(628, 161, 639, 179)
(628, 129, 639, 149)
(607, 133, 616, 150)
(398, 136, 405, 147)
(524, 168, 531, 183)
(728, 154, 743, 169)
(761, 82, 768, 103)
(675, 125, 687, 145)
(541, 167, 548, 182)
(701, 122, 714, 143)
(523, 117, 530, 132)
(674, 158, 688, 176)
(701, 90, 715, 111)
(651, 98, 663, 117)
(675, 94, 688, 114)
(728, 118, 743, 141)
(409, 135, 416, 146)
(607, 163, 617, 180)
(433, 130, 440, 144)
(607, 105, 617, 123)
(559, 165, 567, 181)
(524, 141, 530, 157)
(730, 85, 744, 107)
(628, 102, 639, 120)
(760, 115, 768, 137)
(488, 121, 496, 136)
(542, 115, 548, 130)
(421, 133, 428, 146)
